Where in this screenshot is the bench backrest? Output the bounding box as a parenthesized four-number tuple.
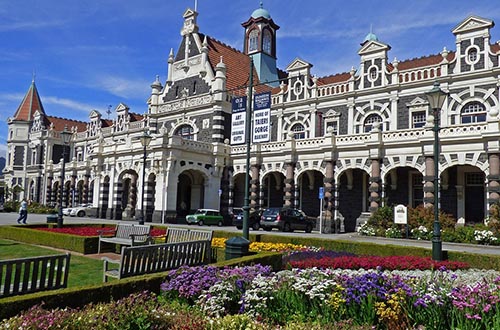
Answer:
(118, 240, 211, 279)
(165, 228, 213, 244)
(0, 253, 70, 298)
(115, 224, 151, 242)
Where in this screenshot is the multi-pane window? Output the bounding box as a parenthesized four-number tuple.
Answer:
(363, 114, 382, 132)
(291, 123, 306, 139)
(325, 120, 338, 135)
(262, 30, 272, 54)
(412, 111, 427, 128)
(466, 172, 484, 185)
(248, 29, 259, 52)
(468, 49, 477, 62)
(461, 102, 486, 124)
(174, 124, 194, 140)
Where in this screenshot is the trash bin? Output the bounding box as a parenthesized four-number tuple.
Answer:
(225, 236, 250, 260)
(47, 214, 58, 224)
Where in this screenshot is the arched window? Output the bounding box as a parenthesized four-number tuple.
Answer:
(248, 29, 259, 52)
(174, 124, 194, 140)
(461, 102, 486, 124)
(364, 114, 382, 132)
(290, 123, 306, 139)
(262, 29, 272, 55)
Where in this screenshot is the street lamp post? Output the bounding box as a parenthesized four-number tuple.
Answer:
(138, 130, 152, 225)
(57, 126, 72, 228)
(242, 57, 254, 240)
(425, 81, 448, 261)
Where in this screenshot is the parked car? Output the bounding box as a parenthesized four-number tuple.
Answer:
(186, 209, 224, 226)
(63, 203, 93, 217)
(260, 207, 315, 233)
(232, 208, 262, 230)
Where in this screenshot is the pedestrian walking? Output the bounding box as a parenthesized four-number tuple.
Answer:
(17, 199, 28, 224)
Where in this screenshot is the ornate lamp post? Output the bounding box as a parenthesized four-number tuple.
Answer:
(138, 130, 152, 225)
(425, 81, 448, 261)
(57, 126, 72, 228)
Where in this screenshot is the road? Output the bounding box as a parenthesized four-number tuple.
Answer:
(1, 212, 499, 256)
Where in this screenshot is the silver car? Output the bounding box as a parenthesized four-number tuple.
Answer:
(69, 203, 94, 217)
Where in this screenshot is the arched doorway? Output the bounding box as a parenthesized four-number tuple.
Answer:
(261, 172, 285, 209)
(384, 167, 423, 208)
(176, 170, 206, 217)
(337, 168, 369, 232)
(441, 165, 485, 224)
(297, 170, 323, 217)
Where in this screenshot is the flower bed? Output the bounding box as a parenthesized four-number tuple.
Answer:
(34, 226, 165, 237)
(287, 253, 469, 271)
(3, 263, 498, 329)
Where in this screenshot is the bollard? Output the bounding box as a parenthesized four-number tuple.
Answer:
(225, 236, 250, 260)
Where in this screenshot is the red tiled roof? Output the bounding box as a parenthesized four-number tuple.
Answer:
(491, 43, 500, 53)
(317, 72, 351, 85)
(206, 37, 271, 96)
(13, 81, 45, 121)
(129, 112, 144, 122)
(393, 52, 455, 71)
(46, 116, 87, 132)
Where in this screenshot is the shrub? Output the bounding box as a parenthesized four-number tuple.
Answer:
(367, 205, 393, 229)
(407, 204, 456, 232)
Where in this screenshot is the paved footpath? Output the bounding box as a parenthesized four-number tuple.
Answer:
(1, 212, 499, 256)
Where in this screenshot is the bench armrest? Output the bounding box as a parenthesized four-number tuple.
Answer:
(97, 229, 116, 237)
(129, 233, 152, 244)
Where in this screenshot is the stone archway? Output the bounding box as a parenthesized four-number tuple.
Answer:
(261, 171, 286, 209)
(384, 166, 423, 208)
(441, 165, 485, 224)
(296, 170, 323, 217)
(337, 168, 370, 232)
(176, 169, 207, 217)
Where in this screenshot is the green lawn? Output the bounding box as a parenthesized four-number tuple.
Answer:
(0, 239, 104, 287)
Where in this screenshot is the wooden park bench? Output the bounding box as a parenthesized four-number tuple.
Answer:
(0, 253, 70, 298)
(163, 227, 213, 243)
(98, 223, 152, 254)
(102, 239, 211, 282)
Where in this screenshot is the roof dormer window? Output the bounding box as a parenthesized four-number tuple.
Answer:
(465, 46, 480, 65)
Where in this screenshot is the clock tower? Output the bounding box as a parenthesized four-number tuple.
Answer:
(242, 2, 280, 86)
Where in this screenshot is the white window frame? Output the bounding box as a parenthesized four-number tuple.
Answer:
(248, 29, 259, 53)
(461, 102, 486, 124)
(465, 45, 480, 65)
(363, 113, 382, 132)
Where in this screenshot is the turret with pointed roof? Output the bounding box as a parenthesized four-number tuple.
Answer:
(11, 80, 46, 122)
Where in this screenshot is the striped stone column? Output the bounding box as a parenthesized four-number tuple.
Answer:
(250, 164, 260, 210)
(488, 153, 500, 214)
(423, 156, 436, 207)
(368, 159, 381, 212)
(284, 162, 295, 207)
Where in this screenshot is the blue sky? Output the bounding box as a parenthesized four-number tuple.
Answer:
(1, 0, 500, 158)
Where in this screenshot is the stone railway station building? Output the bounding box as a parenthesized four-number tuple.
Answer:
(4, 5, 500, 232)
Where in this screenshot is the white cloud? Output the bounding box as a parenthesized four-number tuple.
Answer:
(95, 76, 151, 99)
(42, 97, 97, 114)
(0, 19, 67, 32)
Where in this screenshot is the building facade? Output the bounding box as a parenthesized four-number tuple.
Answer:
(4, 6, 500, 232)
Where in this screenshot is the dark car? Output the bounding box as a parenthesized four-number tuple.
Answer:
(232, 208, 262, 230)
(260, 207, 315, 233)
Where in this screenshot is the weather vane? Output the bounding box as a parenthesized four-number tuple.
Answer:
(106, 105, 112, 119)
